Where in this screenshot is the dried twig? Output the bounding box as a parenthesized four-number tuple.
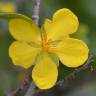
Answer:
(32, 0, 40, 24)
(24, 82, 36, 96)
(7, 75, 31, 96)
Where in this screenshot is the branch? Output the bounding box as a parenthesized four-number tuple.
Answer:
(32, 0, 40, 24)
(7, 75, 31, 96)
(24, 82, 36, 96)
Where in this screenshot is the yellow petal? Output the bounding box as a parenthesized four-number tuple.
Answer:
(56, 38, 89, 67)
(32, 53, 58, 89)
(9, 18, 40, 43)
(44, 8, 79, 40)
(9, 41, 40, 69)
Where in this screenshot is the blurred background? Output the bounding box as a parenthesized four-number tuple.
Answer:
(0, 0, 96, 96)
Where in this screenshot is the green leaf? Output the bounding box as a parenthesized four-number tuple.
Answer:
(0, 12, 35, 24)
(91, 55, 96, 68)
(58, 63, 74, 80)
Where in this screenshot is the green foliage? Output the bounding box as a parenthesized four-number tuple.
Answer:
(0, 13, 34, 24)
(58, 63, 74, 80)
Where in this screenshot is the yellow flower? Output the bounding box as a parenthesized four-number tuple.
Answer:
(0, 2, 16, 12)
(9, 8, 89, 89)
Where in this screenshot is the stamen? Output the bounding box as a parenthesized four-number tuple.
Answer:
(41, 36, 59, 53)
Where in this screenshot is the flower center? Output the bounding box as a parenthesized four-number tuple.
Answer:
(41, 38, 52, 52)
(40, 32, 61, 52)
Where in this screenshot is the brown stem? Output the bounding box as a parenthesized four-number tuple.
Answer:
(24, 82, 36, 96)
(7, 74, 31, 96)
(32, 0, 40, 24)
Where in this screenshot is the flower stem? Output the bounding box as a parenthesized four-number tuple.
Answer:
(32, 0, 40, 25)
